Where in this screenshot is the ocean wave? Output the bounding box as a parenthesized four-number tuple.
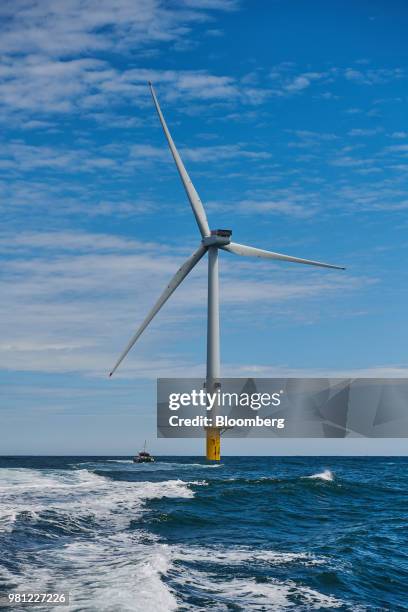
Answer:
(212, 577, 345, 610)
(169, 563, 347, 610)
(0, 467, 197, 534)
(305, 469, 335, 482)
(216, 470, 336, 486)
(162, 544, 354, 610)
(172, 544, 325, 567)
(73, 460, 223, 473)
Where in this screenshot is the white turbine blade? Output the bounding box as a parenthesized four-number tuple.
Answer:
(149, 82, 210, 238)
(109, 244, 207, 376)
(221, 242, 345, 270)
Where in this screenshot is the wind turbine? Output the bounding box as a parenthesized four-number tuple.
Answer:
(109, 82, 345, 461)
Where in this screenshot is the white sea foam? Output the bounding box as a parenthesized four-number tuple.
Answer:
(173, 545, 325, 567)
(165, 544, 348, 610)
(0, 467, 201, 611)
(10, 535, 178, 612)
(172, 565, 345, 610)
(305, 469, 334, 481)
(73, 460, 223, 473)
(122, 461, 222, 471)
(0, 466, 347, 611)
(0, 474, 197, 534)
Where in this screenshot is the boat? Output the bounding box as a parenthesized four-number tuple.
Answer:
(133, 441, 155, 463)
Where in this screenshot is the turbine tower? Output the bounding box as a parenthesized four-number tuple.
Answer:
(109, 83, 345, 461)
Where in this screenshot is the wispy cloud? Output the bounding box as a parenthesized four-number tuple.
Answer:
(348, 128, 382, 137)
(233, 199, 315, 218)
(385, 144, 408, 154)
(390, 131, 408, 139)
(284, 72, 327, 93)
(267, 65, 334, 97)
(209, 190, 319, 219)
(0, 61, 273, 127)
(344, 67, 404, 85)
(182, 144, 271, 162)
(337, 184, 408, 211)
(0, 0, 236, 58)
(0, 141, 113, 173)
(329, 156, 376, 168)
(130, 142, 271, 164)
(0, 1, 260, 126)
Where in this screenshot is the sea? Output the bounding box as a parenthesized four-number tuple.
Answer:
(0, 456, 407, 611)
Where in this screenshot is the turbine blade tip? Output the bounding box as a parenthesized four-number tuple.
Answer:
(109, 372, 113, 377)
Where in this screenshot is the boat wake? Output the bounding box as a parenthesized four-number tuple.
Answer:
(0, 463, 362, 611)
(72, 460, 223, 473)
(0, 467, 201, 611)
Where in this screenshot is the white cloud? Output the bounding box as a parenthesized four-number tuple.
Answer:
(0, 138, 270, 181)
(227, 363, 408, 379)
(0, 0, 235, 58)
(348, 128, 382, 137)
(386, 144, 408, 153)
(283, 71, 328, 94)
(285, 76, 311, 92)
(0, 61, 270, 125)
(239, 199, 313, 218)
(182, 144, 271, 162)
(344, 108, 363, 115)
(344, 67, 404, 85)
(337, 184, 408, 211)
(181, 0, 238, 9)
(0, 1, 262, 125)
(330, 156, 374, 168)
(214, 198, 317, 219)
(390, 131, 408, 139)
(0, 231, 155, 254)
(130, 142, 271, 164)
(0, 141, 102, 172)
(288, 130, 338, 142)
(130, 144, 169, 163)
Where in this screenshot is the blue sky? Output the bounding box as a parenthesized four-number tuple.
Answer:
(1, 0, 408, 455)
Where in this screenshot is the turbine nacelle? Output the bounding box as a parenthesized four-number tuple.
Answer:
(202, 229, 232, 247)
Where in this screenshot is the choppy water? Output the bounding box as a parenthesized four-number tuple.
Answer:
(0, 456, 407, 611)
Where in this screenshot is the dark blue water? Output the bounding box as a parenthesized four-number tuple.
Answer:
(0, 456, 407, 611)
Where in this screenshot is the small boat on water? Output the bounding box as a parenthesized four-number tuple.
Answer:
(133, 441, 155, 463)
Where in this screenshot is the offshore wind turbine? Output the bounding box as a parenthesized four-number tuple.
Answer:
(109, 82, 345, 460)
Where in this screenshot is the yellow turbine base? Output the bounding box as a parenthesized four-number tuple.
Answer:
(206, 427, 220, 461)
